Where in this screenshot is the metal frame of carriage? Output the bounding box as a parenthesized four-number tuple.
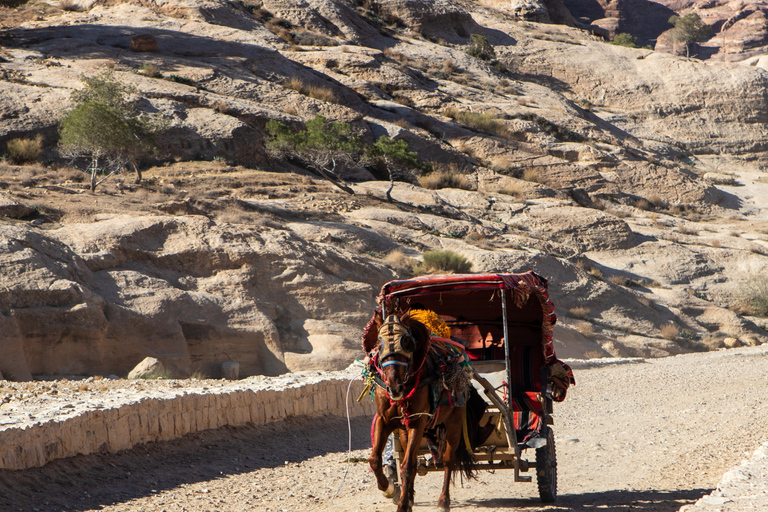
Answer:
(378, 271, 564, 503)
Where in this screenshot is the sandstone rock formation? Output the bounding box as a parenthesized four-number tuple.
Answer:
(127, 357, 164, 379)
(1, 0, 768, 380)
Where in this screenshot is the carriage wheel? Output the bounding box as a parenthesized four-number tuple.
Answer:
(535, 427, 557, 503)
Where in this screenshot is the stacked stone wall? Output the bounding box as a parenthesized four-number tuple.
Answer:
(0, 369, 375, 471)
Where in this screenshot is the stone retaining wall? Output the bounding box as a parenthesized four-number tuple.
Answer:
(679, 442, 768, 512)
(0, 368, 375, 471)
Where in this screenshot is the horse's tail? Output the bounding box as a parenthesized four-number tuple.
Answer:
(455, 386, 487, 481)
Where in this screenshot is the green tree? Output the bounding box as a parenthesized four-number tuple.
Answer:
(466, 34, 497, 61)
(669, 13, 712, 57)
(612, 33, 639, 48)
(266, 115, 362, 194)
(58, 71, 164, 191)
(365, 136, 426, 202)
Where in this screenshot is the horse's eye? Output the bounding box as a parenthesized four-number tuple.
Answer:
(400, 334, 415, 352)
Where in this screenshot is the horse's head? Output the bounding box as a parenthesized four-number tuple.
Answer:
(377, 312, 430, 401)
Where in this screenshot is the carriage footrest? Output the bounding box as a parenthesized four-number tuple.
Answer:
(516, 475, 532, 482)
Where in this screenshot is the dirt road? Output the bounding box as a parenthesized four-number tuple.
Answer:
(2, 346, 767, 512)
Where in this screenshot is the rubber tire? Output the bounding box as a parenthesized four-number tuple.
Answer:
(535, 426, 557, 503)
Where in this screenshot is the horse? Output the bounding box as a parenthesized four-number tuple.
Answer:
(367, 311, 484, 512)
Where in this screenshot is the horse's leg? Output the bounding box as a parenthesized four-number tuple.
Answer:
(437, 408, 465, 512)
(398, 420, 426, 512)
(370, 412, 397, 498)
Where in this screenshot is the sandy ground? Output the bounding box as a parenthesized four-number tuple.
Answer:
(1, 346, 767, 512)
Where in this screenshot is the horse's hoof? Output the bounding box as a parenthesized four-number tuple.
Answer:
(383, 481, 397, 499)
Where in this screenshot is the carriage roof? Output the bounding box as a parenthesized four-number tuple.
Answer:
(375, 271, 558, 362)
(378, 271, 549, 301)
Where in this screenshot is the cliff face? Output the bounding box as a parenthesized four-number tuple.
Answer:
(1, 0, 768, 380)
(562, 0, 768, 61)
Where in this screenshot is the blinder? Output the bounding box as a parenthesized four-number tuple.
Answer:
(378, 314, 418, 370)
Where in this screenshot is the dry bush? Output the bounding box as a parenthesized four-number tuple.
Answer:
(393, 118, 410, 129)
(496, 181, 525, 199)
(489, 155, 513, 173)
(419, 168, 476, 191)
(588, 266, 603, 279)
(442, 107, 509, 139)
(416, 250, 472, 274)
(729, 230, 741, 237)
(648, 193, 667, 209)
(105, 59, 117, 70)
(569, 306, 590, 319)
(521, 168, 544, 184)
(60, 0, 83, 11)
(676, 225, 699, 236)
(140, 63, 161, 77)
(740, 275, 768, 317)
(393, 95, 411, 106)
(384, 250, 415, 276)
(608, 275, 629, 286)
(576, 321, 594, 337)
(635, 198, 651, 210)
(660, 323, 679, 340)
(710, 239, 721, 248)
(7, 134, 43, 164)
(648, 280, 663, 288)
(212, 100, 235, 115)
(442, 59, 457, 74)
(283, 77, 305, 93)
(305, 84, 338, 103)
(668, 204, 683, 215)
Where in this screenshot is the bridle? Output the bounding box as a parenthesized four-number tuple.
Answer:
(376, 314, 419, 391)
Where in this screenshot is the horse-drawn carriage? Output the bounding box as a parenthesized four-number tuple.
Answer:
(362, 271, 574, 511)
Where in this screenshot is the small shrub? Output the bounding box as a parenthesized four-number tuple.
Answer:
(7, 134, 43, 164)
(466, 34, 496, 61)
(417, 250, 472, 274)
(676, 225, 698, 236)
(283, 77, 305, 92)
(419, 169, 475, 190)
(588, 267, 603, 279)
(60, 0, 84, 11)
(393, 95, 411, 106)
(608, 275, 629, 287)
(522, 168, 544, 184)
(190, 371, 209, 380)
(384, 250, 415, 276)
(139, 63, 161, 77)
(496, 182, 525, 199)
(612, 33, 639, 48)
(305, 85, 338, 103)
(660, 323, 679, 340)
(576, 321, 594, 337)
(648, 193, 667, 209)
(292, 31, 338, 46)
(569, 306, 590, 319)
(635, 198, 651, 210)
(443, 107, 508, 138)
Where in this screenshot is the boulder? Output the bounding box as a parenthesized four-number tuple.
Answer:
(0, 194, 36, 219)
(128, 357, 164, 379)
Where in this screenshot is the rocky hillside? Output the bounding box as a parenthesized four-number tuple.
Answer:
(1, 0, 768, 380)
(560, 0, 768, 62)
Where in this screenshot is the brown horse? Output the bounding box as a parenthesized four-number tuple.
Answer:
(368, 311, 480, 512)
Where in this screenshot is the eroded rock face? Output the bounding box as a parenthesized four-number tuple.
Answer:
(562, 0, 768, 61)
(0, 216, 391, 380)
(518, 205, 635, 251)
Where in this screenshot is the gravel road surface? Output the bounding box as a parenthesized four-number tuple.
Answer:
(2, 346, 767, 512)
